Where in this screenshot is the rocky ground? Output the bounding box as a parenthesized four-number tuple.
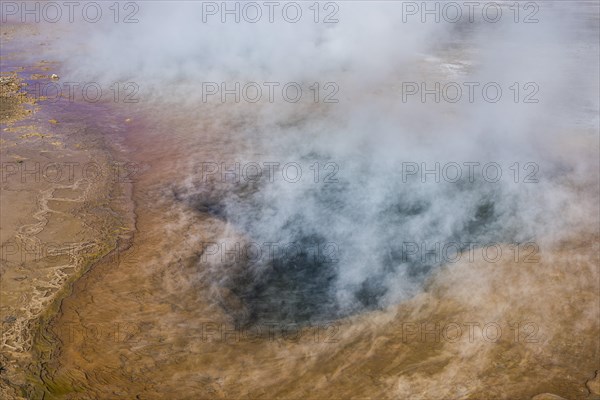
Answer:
(0, 23, 135, 399)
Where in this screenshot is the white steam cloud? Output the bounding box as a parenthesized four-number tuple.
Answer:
(37, 1, 600, 323)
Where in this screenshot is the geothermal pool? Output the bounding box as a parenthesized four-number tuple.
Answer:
(1, 2, 599, 399)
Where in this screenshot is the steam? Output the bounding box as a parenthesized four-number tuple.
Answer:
(40, 2, 599, 323)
